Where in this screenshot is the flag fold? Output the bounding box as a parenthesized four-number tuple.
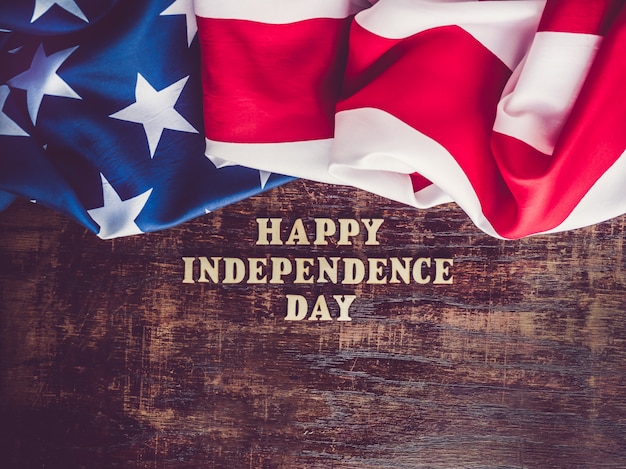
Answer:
(196, 0, 626, 239)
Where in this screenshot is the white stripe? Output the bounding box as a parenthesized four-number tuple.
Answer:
(355, 0, 545, 69)
(193, 0, 372, 23)
(204, 138, 344, 184)
(546, 149, 626, 234)
(330, 108, 500, 237)
(494, 31, 601, 156)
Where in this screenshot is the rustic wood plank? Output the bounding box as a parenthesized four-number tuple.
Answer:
(1, 180, 626, 468)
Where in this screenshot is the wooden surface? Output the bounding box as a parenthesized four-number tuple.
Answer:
(1, 179, 626, 468)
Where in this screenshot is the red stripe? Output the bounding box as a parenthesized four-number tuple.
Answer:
(197, 16, 351, 143)
(538, 0, 622, 34)
(548, 5, 626, 194)
(410, 173, 432, 193)
(338, 18, 626, 238)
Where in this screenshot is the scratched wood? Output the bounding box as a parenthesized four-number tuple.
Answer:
(1, 179, 626, 468)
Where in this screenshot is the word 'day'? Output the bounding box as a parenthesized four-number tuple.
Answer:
(285, 294, 356, 321)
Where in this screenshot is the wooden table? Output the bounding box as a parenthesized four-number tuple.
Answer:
(1, 180, 626, 468)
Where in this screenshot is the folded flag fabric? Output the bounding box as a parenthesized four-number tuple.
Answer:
(0, 0, 292, 239)
(198, 0, 626, 239)
(2, 0, 625, 240)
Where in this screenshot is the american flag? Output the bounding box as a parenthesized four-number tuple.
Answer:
(2, 0, 625, 240)
(0, 0, 292, 239)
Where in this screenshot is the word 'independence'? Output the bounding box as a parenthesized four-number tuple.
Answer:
(182, 256, 453, 285)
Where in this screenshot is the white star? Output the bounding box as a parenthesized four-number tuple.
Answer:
(206, 154, 273, 189)
(109, 73, 197, 158)
(259, 171, 271, 189)
(7, 44, 81, 124)
(31, 0, 88, 23)
(87, 174, 152, 239)
(160, 0, 197, 47)
(0, 86, 29, 137)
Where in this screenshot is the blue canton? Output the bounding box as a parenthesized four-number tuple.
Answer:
(0, 0, 292, 238)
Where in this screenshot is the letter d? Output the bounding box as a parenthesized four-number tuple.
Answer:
(285, 295, 308, 321)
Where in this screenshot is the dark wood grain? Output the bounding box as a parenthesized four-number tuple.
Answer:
(1, 180, 626, 468)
